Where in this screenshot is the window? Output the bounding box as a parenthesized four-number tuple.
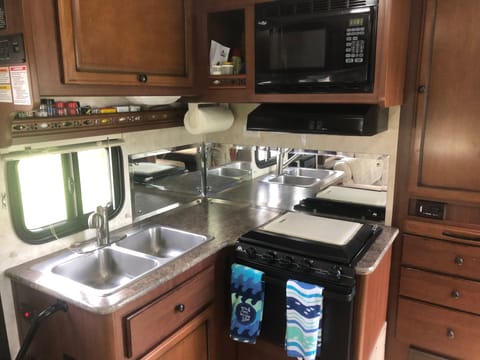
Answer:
(254, 146, 278, 168)
(6, 146, 124, 244)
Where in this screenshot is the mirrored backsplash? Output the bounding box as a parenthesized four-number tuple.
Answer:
(129, 143, 389, 222)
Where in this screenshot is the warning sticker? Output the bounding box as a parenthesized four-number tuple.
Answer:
(10, 65, 31, 106)
(0, 84, 12, 103)
(0, 67, 9, 84)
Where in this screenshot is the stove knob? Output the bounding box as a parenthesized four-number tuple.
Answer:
(262, 251, 276, 263)
(279, 256, 294, 267)
(330, 266, 342, 279)
(246, 247, 257, 259)
(299, 259, 314, 272)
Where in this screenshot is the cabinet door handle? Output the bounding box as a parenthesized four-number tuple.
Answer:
(454, 256, 464, 266)
(175, 303, 185, 313)
(442, 231, 480, 242)
(446, 328, 455, 339)
(137, 73, 148, 83)
(451, 290, 460, 299)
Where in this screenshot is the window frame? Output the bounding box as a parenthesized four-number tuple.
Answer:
(6, 146, 125, 244)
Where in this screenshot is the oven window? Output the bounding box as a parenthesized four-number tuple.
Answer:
(6, 146, 125, 244)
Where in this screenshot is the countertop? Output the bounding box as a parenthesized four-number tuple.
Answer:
(6, 179, 398, 315)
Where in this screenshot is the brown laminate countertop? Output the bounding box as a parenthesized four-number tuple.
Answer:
(6, 184, 397, 314)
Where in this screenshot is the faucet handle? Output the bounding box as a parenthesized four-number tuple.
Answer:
(88, 212, 104, 230)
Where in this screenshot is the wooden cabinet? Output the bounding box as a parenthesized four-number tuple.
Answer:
(394, 227, 480, 359)
(195, 0, 411, 106)
(12, 261, 217, 359)
(408, 0, 480, 204)
(20, 0, 196, 96)
(141, 307, 215, 360)
(125, 266, 215, 358)
(56, 0, 193, 88)
(388, 1, 480, 358)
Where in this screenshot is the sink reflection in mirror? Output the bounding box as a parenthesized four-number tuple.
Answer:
(129, 143, 389, 220)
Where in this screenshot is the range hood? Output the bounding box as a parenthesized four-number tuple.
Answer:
(247, 104, 388, 136)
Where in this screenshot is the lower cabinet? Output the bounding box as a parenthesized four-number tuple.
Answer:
(396, 232, 480, 359)
(142, 307, 215, 360)
(12, 262, 216, 359)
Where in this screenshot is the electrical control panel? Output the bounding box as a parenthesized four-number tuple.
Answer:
(0, 33, 26, 65)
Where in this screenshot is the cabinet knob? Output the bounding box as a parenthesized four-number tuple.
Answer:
(175, 303, 185, 313)
(454, 256, 464, 266)
(418, 85, 427, 93)
(451, 290, 460, 299)
(446, 328, 455, 339)
(137, 73, 148, 83)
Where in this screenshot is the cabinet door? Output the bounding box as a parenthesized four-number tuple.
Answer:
(56, 0, 193, 87)
(141, 307, 215, 360)
(409, 0, 480, 203)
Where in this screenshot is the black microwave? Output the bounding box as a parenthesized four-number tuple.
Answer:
(255, 0, 378, 94)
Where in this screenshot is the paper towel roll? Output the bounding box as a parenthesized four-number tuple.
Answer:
(184, 103, 234, 135)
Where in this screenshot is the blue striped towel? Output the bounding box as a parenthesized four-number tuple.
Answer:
(285, 280, 324, 360)
(230, 263, 265, 344)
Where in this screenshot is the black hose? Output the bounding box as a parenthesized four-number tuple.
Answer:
(15, 300, 68, 360)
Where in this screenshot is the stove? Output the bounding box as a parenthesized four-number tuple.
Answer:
(233, 211, 382, 359)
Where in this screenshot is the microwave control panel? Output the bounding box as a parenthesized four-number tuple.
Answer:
(345, 25, 366, 65)
(0, 34, 26, 65)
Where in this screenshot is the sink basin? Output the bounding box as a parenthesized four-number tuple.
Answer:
(116, 226, 212, 258)
(283, 167, 337, 179)
(208, 167, 251, 179)
(51, 247, 160, 292)
(267, 174, 319, 187)
(264, 168, 344, 189)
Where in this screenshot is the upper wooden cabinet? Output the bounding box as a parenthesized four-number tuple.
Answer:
(21, 0, 196, 96)
(195, 0, 412, 106)
(56, 0, 192, 88)
(408, 0, 480, 205)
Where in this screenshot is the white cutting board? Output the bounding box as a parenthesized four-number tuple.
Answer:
(316, 186, 387, 207)
(259, 212, 363, 246)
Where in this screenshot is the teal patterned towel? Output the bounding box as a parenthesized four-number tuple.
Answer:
(230, 263, 265, 344)
(285, 280, 324, 360)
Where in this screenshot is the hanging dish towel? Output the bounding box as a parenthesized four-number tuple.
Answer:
(230, 263, 265, 344)
(285, 280, 324, 360)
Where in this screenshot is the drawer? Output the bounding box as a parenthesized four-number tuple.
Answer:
(399, 267, 480, 315)
(396, 298, 480, 359)
(402, 235, 480, 281)
(125, 266, 215, 358)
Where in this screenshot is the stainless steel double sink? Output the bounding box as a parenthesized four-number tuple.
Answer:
(264, 167, 344, 189)
(37, 226, 212, 296)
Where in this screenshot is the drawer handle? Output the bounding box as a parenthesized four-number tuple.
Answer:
(446, 328, 455, 339)
(175, 303, 185, 313)
(451, 290, 460, 299)
(454, 256, 464, 266)
(442, 231, 480, 242)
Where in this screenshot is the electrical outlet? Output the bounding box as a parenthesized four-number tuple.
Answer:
(415, 200, 446, 220)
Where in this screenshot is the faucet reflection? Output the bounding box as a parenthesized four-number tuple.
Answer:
(276, 148, 303, 176)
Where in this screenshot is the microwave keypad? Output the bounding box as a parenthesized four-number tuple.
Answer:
(345, 27, 365, 64)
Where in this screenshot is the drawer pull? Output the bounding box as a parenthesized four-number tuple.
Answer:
(175, 303, 185, 313)
(454, 256, 464, 266)
(442, 231, 480, 242)
(451, 290, 460, 299)
(446, 328, 455, 339)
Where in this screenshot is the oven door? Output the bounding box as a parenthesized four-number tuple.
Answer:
(236, 259, 355, 360)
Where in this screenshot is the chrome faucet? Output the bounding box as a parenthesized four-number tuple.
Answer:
(276, 148, 302, 176)
(88, 203, 111, 247)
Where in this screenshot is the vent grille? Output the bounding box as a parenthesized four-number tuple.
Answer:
(258, 0, 376, 17)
